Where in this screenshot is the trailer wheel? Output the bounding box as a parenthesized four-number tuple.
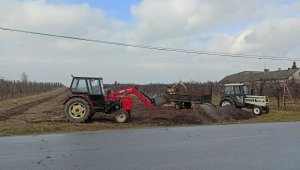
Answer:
(114, 110, 129, 123)
(252, 106, 262, 115)
(184, 102, 192, 109)
(175, 102, 182, 109)
(64, 97, 91, 123)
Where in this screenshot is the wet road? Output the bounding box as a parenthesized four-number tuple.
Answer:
(0, 122, 300, 170)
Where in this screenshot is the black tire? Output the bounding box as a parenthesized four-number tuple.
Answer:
(252, 106, 262, 115)
(64, 97, 91, 123)
(175, 102, 183, 109)
(262, 106, 269, 114)
(88, 111, 95, 119)
(184, 102, 192, 109)
(114, 110, 129, 123)
(128, 111, 131, 119)
(219, 98, 235, 107)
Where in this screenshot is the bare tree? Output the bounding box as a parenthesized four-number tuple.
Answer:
(0, 79, 63, 100)
(20, 72, 28, 83)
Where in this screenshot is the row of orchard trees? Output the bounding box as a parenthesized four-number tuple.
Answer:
(245, 79, 300, 107)
(0, 76, 63, 100)
(108, 79, 300, 108)
(107, 81, 220, 97)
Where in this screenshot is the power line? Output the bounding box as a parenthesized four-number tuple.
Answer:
(0, 26, 299, 61)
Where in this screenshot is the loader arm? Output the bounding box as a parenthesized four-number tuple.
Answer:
(108, 86, 153, 108)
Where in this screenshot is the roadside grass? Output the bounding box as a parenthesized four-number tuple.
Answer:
(241, 98, 300, 123)
(0, 122, 156, 137)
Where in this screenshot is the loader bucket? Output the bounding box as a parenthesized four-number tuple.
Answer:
(152, 95, 171, 106)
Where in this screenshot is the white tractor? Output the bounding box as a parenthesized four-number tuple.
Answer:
(219, 83, 269, 115)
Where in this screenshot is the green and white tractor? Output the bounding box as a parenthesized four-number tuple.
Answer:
(219, 83, 269, 115)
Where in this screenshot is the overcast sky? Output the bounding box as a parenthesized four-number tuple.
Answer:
(1, 0, 300, 85)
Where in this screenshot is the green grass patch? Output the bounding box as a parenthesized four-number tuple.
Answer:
(0, 123, 156, 137)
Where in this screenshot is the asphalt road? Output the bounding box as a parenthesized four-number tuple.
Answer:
(0, 122, 300, 170)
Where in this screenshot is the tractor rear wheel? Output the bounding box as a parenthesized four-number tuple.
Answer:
(252, 106, 262, 115)
(114, 110, 129, 123)
(219, 98, 235, 107)
(89, 112, 95, 119)
(64, 97, 91, 123)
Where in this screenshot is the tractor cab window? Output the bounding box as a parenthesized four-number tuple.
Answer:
(225, 86, 234, 95)
(234, 86, 242, 95)
(88, 79, 102, 95)
(71, 78, 88, 93)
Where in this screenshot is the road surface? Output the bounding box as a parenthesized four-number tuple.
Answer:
(0, 122, 300, 170)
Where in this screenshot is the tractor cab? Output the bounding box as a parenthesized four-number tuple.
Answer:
(222, 83, 249, 107)
(70, 76, 106, 111)
(223, 83, 250, 95)
(220, 83, 269, 115)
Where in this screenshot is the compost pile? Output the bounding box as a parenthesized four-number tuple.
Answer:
(125, 98, 254, 126)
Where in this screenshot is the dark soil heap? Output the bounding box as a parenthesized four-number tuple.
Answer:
(129, 98, 254, 126)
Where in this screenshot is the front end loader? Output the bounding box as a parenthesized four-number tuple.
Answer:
(63, 76, 169, 123)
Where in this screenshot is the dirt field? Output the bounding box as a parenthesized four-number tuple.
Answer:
(0, 88, 257, 136)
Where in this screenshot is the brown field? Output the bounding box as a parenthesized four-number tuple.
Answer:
(0, 88, 299, 136)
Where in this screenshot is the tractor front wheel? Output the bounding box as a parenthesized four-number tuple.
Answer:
(114, 110, 129, 123)
(64, 97, 91, 123)
(252, 106, 262, 115)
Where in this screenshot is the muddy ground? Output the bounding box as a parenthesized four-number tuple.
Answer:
(0, 88, 254, 135)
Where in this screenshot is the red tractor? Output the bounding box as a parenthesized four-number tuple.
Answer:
(63, 76, 167, 123)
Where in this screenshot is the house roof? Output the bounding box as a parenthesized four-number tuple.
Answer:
(220, 68, 299, 83)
